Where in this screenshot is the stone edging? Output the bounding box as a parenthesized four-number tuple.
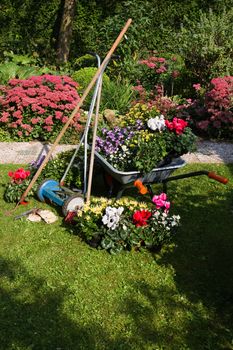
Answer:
(0, 140, 233, 164)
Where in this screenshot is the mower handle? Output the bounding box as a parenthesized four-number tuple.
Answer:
(86, 51, 120, 60)
(208, 172, 228, 184)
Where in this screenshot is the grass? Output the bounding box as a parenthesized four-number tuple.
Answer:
(0, 163, 233, 350)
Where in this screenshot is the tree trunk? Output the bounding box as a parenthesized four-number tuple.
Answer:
(56, 0, 76, 63)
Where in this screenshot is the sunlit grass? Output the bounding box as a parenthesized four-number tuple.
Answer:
(0, 163, 232, 349)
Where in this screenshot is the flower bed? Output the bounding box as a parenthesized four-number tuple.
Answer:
(0, 74, 81, 142)
(74, 195, 180, 254)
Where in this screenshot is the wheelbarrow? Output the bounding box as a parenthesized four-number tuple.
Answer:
(94, 151, 228, 199)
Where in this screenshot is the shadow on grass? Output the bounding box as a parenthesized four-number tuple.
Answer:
(116, 280, 232, 349)
(153, 172, 233, 348)
(1, 255, 231, 350)
(0, 257, 114, 350)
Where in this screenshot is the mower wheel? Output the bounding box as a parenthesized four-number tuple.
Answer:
(62, 194, 84, 216)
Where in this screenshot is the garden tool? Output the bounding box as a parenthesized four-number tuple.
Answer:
(18, 18, 132, 208)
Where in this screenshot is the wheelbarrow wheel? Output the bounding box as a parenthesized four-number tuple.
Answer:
(62, 194, 84, 216)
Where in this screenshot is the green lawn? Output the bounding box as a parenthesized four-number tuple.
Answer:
(0, 163, 233, 350)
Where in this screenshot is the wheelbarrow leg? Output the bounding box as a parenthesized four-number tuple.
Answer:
(116, 188, 125, 200)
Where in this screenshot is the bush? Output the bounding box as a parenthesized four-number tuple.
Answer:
(189, 76, 233, 140)
(0, 74, 81, 142)
(0, 52, 57, 85)
(177, 9, 233, 85)
(72, 67, 110, 109)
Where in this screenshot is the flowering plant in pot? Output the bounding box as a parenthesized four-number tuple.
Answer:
(74, 195, 180, 254)
(95, 103, 197, 174)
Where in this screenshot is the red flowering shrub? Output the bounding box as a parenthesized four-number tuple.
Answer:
(0, 74, 81, 142)
(135, 52, 184, 99)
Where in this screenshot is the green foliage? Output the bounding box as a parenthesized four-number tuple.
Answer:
(39, 150, 83, 189)
(101, 79, 134, 113)
(4, 179, 32, 203)
(0, 128, 12, 142)
(164, 127, 197, 156)
(72, 67, 110, 109)
(177, 8, 233, 84)
(133, 133, 167, 173)
(0, 52, 58, 84)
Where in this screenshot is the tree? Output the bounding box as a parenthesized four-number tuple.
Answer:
(56, 0, 76, 63)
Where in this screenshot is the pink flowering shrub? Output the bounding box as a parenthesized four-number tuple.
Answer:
(186, 76, 233, 140)
(0, 74, 81, 142)
(204, 77, 233, 135)
(135, 52, 183, 98)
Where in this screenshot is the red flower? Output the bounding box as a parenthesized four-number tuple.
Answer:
(165, 117, 188, 135)
(133, 210, 152, 227)
(8, 168, 30, 183)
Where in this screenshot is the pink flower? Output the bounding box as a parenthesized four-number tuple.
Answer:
(55, 111, 63, 119)
(31, 117, 41, 125)
(43, 126, 52, 132)
(156, 66, 167, 74)
(44, 115, 54, 125)
(152, 193, 170, 212)
(193, 83, 201, 91)
(13, 110, 23, 119)
(157, 57, 166, 63)
(197, 120, 209, 130)
(172, 70, 180, 79)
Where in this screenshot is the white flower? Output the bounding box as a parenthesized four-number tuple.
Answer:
(102, 206, 124, 230)
(147, 115, 166, 132)
(171, 220, 178, 227)
(153, 210, 160, 219)
(121, 145, 128, 152)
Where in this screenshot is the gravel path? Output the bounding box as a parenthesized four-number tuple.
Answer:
(0, 140, 233, 164)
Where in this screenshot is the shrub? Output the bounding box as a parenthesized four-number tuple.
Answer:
(136, 52, 185, 97)
(0, 52, 57, 85)
(0, 74, 81, 142)
(72, 67, 110, 109)
(190, 76, 233, 140)
(177, 9, 233, 85)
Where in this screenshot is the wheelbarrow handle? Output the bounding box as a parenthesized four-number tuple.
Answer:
(134, 179, 148, 195)
(208, 172, 228, 184)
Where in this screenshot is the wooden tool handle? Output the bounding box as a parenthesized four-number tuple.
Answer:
(208, 172, 228, 184)
(18, 18, 132, 205)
